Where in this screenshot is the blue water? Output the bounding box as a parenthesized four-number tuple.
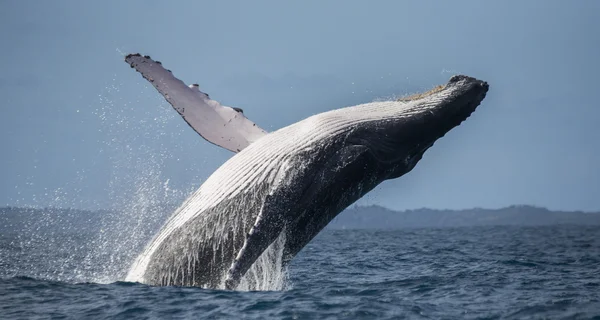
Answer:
(1, 226, 599, 319)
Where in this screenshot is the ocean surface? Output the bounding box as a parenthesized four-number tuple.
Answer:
(1, 225, 599, 319)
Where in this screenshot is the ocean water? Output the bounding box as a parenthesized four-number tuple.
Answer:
(1, 225, 599, 319)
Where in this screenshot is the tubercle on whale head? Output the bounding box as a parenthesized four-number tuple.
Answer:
(398, 75, 488, 105)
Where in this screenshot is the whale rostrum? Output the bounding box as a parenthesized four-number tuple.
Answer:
(123, 53, 489, 290)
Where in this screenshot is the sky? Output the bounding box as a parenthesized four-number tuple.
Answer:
(1, 0, 599, 212)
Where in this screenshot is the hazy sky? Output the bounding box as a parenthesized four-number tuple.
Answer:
(1, 1, 599, 212)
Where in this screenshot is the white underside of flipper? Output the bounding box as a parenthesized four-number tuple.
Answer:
(125, 53, 268, 153)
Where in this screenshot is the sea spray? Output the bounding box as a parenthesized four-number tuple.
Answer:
(90, 79, 290, 290)
(6, 79, 199, 283)
(8, 78, 290, 290)
(237, 232, 290, 291)
(82, 80, 197, 283)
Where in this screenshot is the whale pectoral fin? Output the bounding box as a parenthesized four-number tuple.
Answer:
(125, 53, 268, 153)
(224, 195, 288, 290)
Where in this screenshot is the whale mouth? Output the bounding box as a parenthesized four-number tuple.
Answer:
(354, 74, 489, 169)
(441, 75, 489, 126)
(401, 75, 489, 171)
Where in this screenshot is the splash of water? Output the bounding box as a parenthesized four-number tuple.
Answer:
(5, 79, 198, 283)
(237, 232, 290, 291)
(13, 78, 289, 291)
(7, 76, 291, 290)
(94, 80, 291, 290)
(79, 80, 198, 283)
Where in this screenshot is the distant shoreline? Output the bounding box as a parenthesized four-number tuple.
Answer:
(2, 205, 599, 232)
(329, 205, 600, 229)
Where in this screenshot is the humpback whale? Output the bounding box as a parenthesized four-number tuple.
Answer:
(123, 53, 489, 290)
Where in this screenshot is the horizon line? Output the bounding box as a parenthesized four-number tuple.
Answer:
(2, 203, 600, 214)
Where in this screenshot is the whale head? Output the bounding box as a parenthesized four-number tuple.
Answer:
(344, 75, 489, 180)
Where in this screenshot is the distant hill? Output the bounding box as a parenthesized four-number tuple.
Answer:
(1, 205, 599, 234)
(329, 205, 600, 229)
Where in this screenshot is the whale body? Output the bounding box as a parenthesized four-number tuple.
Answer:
(123, 54, 489, 289)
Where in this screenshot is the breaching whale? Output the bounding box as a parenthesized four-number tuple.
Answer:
(123, 53, 489, 290)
